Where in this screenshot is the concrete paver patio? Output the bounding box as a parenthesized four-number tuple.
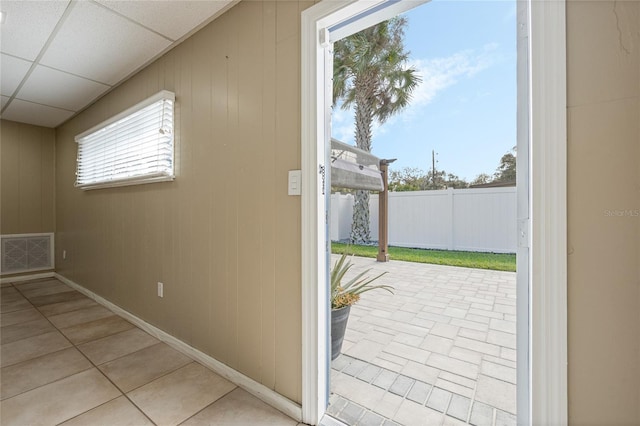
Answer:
(326, 255, 517, 426)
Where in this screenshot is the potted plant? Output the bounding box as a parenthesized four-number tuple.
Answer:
(331, 252, 393, 360)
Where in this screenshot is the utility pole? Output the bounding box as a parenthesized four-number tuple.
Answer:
(432, 150, 437, 187)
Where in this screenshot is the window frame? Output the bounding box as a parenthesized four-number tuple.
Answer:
(74, 90, 176, 190)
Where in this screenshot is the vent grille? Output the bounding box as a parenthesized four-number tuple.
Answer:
(1, 233, 54, 275)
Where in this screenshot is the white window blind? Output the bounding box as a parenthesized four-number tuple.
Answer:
(75, 90, 175, 190)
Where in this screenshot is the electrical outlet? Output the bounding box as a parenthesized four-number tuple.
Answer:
(157, 282, 164, 298)
(62, 250, 67, 260)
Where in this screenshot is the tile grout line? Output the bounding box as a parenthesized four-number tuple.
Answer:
(2, 282, 103, 406)
(3, 278, 164, 425)
(64, 331, 159, 426)
(4, 278, 303, 425)
(465, 378, 478, 424)
(175, 385, 239, 426)
(7, 280, 147, 424)
(36, 278, 243, 426)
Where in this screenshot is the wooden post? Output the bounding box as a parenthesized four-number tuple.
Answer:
(377, 159, 395, 262)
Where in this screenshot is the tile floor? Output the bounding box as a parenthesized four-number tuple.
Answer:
(327, 256, 517, 426)
(1, 277, 303, 426)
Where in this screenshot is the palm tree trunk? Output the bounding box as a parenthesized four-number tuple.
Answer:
(350, 190, 371, 244)
(354, 91, 373, 151)
(350, 93, 374, 244)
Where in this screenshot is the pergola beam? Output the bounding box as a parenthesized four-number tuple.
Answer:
(377, 158, 395, 262)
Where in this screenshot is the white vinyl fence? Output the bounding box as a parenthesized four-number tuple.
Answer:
(331, 187, 517, 253)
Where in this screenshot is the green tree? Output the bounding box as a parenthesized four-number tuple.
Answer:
(441, 172, 469, 189)
(388, 167, 428, 191)
(493, 147, 516, 183)
(333, 17, 420, 244)
(388, 167, 468, 191)
(471, 173, 492, 186)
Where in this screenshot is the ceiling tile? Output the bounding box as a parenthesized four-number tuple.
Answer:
(95, 0, 233, 41)
(0, 0, 70, 61)
(39, 1, 172, 85)
(1, 98, 75, 128)
(1, 95, 10, 109)
(1, 54, 32, 96)
(18, 65, 110, 111)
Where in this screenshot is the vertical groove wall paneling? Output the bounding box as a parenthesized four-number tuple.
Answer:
(0, 120, 55, 235)
(53, 1, 306, 404)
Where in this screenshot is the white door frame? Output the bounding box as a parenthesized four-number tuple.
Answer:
(527, 1, 568, 423)
(301, 1, 567, 424)
(516, 0, 531, 422)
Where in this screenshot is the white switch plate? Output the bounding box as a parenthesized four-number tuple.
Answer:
(157, 282, 164, 298)
(288, 170, 302, 196)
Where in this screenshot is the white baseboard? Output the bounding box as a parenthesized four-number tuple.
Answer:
(1, 271, 55, 284)
(54, 273, 303, 423)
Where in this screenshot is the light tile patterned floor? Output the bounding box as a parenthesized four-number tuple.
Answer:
(327, 255, 517, 426)
(0, 278, 301, 426)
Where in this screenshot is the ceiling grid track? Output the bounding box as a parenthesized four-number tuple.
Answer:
(0, 0, 236, 127)
(0, 1, 76, 115)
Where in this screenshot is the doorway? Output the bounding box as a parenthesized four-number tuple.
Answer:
(300, 1, 568, 425)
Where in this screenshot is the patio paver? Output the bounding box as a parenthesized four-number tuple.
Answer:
(328, 255, 516, 426)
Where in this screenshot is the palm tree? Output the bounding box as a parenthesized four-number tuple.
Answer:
(333, 17, 420, 244)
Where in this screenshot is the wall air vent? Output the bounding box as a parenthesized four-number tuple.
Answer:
(1, 233, 54, 275)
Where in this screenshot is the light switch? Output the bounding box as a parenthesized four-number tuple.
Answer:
(288, 170, 301, 196)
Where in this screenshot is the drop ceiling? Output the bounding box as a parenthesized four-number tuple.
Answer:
(0, 0, 236, 128)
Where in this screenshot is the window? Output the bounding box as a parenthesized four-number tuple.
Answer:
(75, 90, 175, 189)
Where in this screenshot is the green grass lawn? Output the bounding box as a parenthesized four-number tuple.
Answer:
(331, 242, 516, 272)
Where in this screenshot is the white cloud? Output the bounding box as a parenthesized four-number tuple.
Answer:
(409, 43, 498, 109)
(503, 4, 517, 23)
(331, 104, 387, 145)
(330, 44, 498, 144)
(331, 105, 355, 144)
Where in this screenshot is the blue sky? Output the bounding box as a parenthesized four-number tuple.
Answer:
(331, 0, 517, 181)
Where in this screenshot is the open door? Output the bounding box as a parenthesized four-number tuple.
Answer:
(302, 4, 429, 423)
(302, 1, 567, 424)
(516, 1, 531, 423)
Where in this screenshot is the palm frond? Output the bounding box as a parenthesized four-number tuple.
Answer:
(331, 251, 394, 309)
(332, 17, 421, 141)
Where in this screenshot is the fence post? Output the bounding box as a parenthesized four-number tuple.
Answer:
(448, 187, 455, 250)
(377, 159, 395, 262)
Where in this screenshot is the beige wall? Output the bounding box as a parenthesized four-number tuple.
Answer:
(1, 119, 55, 235)
(567, 1, 640, 424)
(44, 0, 640, 419)
(55, 1, 312, 404)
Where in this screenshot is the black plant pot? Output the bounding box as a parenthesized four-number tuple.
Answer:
(331, 305, 351, 360)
